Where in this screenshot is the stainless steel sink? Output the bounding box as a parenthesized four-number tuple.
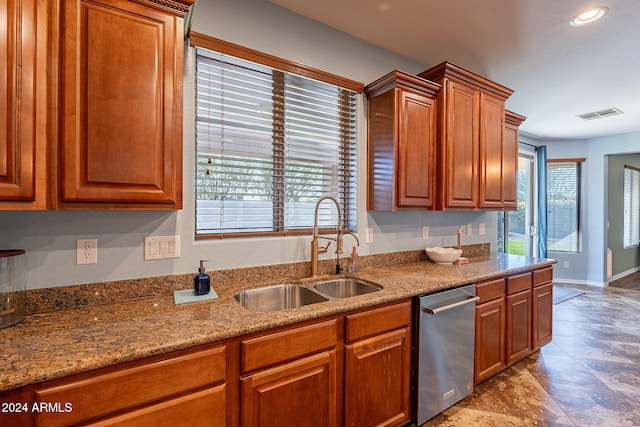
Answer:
(312, 278, 382, 299)
(234, 284, 329, 312)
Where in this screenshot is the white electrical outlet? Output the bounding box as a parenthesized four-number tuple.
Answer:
(563, 261, 570, 269)
(467, 224, 473, 236)
(145, 236, 181, 260)
(77, 239, 97, 265)
(365, 228, 374, 244)
(479, 223, 486, 235)
(422, 226, 429, 239)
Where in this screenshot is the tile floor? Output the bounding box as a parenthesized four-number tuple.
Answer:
(422, 283, 640, 426)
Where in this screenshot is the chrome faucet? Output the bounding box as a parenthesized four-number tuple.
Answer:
(310, 196, 342, 277)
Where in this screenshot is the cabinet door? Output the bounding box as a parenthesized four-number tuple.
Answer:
(478, 93, 506, 209)
(241, 351, 337, 427)
(344, 328, 411, 427)
(532, 283, 553, 350)
(474, 298, 506, 384)
(443, 80, 479, 209)
(0, 0, 37, 202)
(397, 90, 436, 208)
(59, 0, 182, 207)
(501, 121, 519, 209)
(506, 289, 532, 364)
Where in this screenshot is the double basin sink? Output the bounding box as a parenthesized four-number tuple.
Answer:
(234, 278, 382, 312)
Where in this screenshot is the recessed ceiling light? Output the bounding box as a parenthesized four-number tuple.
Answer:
(570, 7, 609, 26)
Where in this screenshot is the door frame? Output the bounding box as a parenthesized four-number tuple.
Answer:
(500, 149, 536, 256)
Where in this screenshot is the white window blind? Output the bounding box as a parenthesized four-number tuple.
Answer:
(547, 161, 582, 253)
(194, 47, 357, 237)
(623, 165, 640, 248)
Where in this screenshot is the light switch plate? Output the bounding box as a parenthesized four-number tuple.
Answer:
(145, 236, 180, 260)
(422, 226, 429, 239)
(479, 223, 486, 235)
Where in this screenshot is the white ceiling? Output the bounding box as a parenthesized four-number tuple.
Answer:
(270, 0, 640, 141)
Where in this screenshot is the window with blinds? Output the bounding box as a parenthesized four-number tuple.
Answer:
(623, 165, 640, 248)
(547, 160, 582, 253)
(194, 47, 357, 238)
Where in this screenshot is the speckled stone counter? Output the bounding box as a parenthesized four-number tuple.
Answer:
(0, 251, 555, 392)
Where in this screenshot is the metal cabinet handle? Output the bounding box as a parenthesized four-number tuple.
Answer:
(422, 295, 480, 315)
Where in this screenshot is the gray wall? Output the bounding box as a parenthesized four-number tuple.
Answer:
(607, 153, 640, 276)
(541, 139, 591, 283)
(0, 0, 497, 290)
(541, 132, 640, 285)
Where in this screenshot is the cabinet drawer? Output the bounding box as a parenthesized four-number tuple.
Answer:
(507, 272, 532, 295)
(533, 267, 553, 287)
(476, 278, 506, 304)
(84, 385, 226, 427)
(35, 345, 226, 427)
(241, 319, 337, 373)
(345, 300, 411, 342)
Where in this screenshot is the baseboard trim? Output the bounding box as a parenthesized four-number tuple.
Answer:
(553, 278, 607, 288)
(607, 266, 640, 284)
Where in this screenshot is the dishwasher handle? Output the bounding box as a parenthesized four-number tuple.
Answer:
(422, 295, 480, 315)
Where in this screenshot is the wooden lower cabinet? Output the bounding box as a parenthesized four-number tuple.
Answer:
(533, 282, 553, 350)
(345, 328, 411, 427)
(475, 266, 553, 384)
(506, 289, 532, 364)
(2, 301, 415, 427)
(474, 297, 506, 383)
(344, 300, 411, 427)
(241, 351, 337, 427)
(239, 300, 411, 427)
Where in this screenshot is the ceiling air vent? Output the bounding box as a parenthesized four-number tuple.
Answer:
(578, 108, 623, 120)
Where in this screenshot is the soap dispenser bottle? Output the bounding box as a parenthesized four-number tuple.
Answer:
(348, 246, 360, 273)
(193, 260, 210, 296)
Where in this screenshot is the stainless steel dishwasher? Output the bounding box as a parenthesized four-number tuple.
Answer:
(414, 284, 479, 425)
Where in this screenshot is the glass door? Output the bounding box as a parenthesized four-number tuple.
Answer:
(499, 153, 535, 256)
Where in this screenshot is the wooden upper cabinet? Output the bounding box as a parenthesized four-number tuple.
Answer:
(365, 70, 440, 211)
(0, 0, 47, 208)
(418, 62, 515, 210)
(442, 80, 479, 209)
(478, 93, 506, 209)
(502, 111, 526, 209)
(58, 0, 192, 209)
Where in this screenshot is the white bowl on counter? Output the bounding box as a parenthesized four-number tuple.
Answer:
(425, 247, 463, 264)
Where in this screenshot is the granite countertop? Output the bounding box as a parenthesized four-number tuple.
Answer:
(0, 253, 555, 392)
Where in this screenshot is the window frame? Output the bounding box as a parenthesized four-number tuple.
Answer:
(546, 158, 584, 253)
(191, 34, 362, 239)
(623, 164, 640, 248)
